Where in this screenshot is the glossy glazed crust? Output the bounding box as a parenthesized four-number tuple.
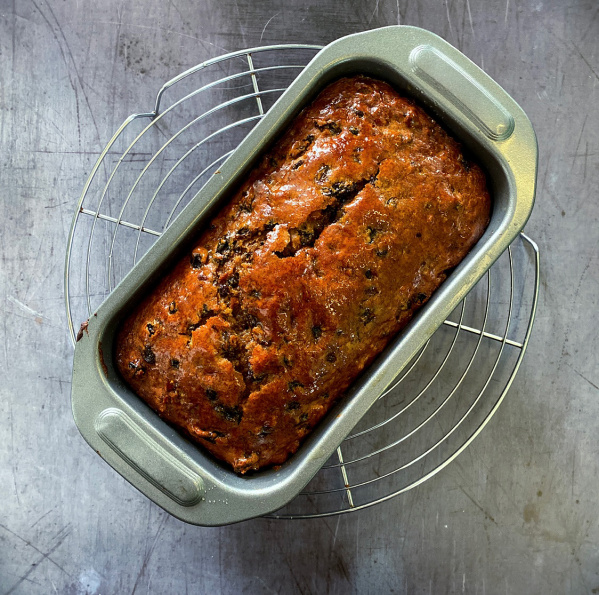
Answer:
(116, 76, 491, 473)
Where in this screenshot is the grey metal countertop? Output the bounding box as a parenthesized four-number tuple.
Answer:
(1, 0, 598, 593)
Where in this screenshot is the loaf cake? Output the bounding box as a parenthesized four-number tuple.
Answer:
(116, 76, 491, 474)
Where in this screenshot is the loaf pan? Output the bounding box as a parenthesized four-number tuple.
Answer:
(71, 26, 537, 525)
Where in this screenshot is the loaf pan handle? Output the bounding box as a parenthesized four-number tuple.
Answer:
(409, 44, 515, 141)
(95, 408, 205, 507)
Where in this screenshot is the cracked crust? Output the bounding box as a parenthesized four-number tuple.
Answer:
(115, 76, 491, 473)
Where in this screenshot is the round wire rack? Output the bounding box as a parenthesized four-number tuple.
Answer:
(65, 44, 540, 518)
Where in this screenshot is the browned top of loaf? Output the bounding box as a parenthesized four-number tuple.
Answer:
(116, 76, 490, 474)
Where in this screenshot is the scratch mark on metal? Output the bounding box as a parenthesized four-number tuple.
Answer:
(465, 0, 475, 36)
(7, 296, 45, 320)
(284, 553, 307, 595)
(2, 293, 8, 369)
(29, 0, 82, 147)
(253, 576, 277, 595)
(0, 522, 72, 578)
(2, 524, 73, 594)
(571, 448, 576, 499)
(569, 365, 599, 392)
(131, 512, 169, 594)
(8, 400, 20, 506)
(167, 0, 185, 23)
(571, 42, 599, 83)
(445, 0, 455, 42)
(44, 201, 70, 209)
(368, 0, 381, 25)
(458, 486, 498, 525)
(29, 506, 58, 529)
(47, 1, 102, 144)
(95, 20, 232, 54)
(260, 11, 282, 43)
(332, 515, 340, 547)
(580, 5, 599, 42)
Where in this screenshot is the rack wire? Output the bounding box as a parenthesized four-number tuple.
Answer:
(65, 44, 539, 518)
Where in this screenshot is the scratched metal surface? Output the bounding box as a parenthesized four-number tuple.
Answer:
(0, 0, 598, 593)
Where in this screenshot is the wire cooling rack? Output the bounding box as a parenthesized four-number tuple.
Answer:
(65, 45, 539, 518)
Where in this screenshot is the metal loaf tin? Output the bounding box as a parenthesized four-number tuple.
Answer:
(71, 26, 537, 525)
